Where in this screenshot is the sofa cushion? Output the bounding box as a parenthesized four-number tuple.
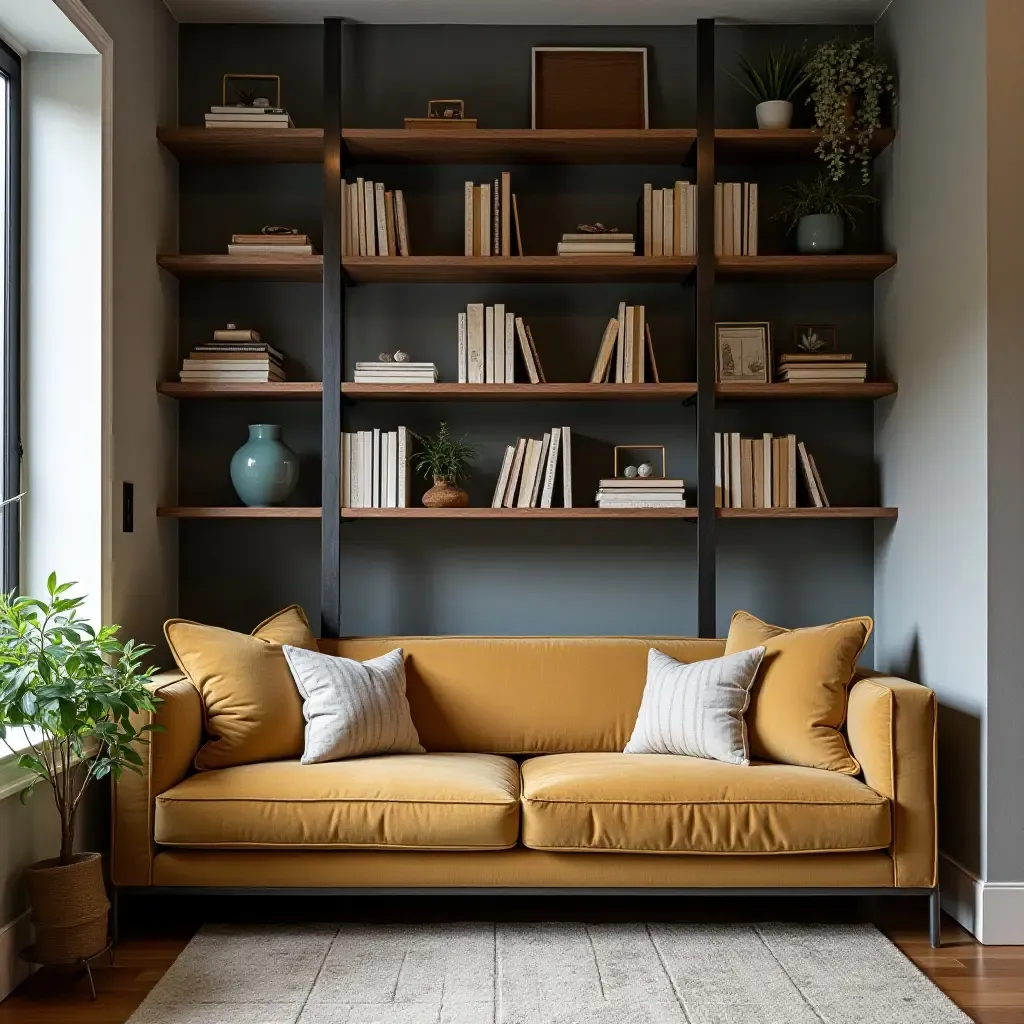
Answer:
(155, 753, 520, 851)
(520, 753, 890, 855)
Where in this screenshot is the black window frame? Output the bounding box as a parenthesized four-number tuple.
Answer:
(0, 40, 19, 595)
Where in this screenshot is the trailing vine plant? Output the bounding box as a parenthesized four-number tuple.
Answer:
(805, 37, 895, 183)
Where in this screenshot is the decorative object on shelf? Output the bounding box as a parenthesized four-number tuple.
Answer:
(623, 464, 638, 479)
(716, 432, 830, 509)
(206, 75, 293, 130)
(557, 229, 634, 256)
(393, 350, 409, 363)
(377, 352, 394, 362)
(353, 360, 438, 384)
(805, 37, 895, 183)
(491, 427, 573, 509)
(775, 173, 875, 254)
(641, 182, 696, 257)
(532, 47, 648, 128)
(729, 46, 809, 130)
(463, 172, 514, 257)
(404, 99, 478, 130)
(614, 445, 667, 479)
(713, 182, 758, 256)
(415, 422, 474, 508)
(227, 231, 316, 256)
(715, 322, 771, 384)
(0, 575, 156, 974)
(230, 424, 299, 507)
(601, 447, 683, 508)
(795, 324, 838, 353)
(637, 462, 654, 479)
(181, 326, 284, 384)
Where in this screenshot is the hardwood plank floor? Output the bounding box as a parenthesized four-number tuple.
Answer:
(0, 899, 1020, 1022)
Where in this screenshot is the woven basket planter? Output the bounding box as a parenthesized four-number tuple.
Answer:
(24, 853, 109, 964)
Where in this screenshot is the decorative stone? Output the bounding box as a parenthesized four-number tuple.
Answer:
(637, 462, 654, 478)
(378, 352, 394, 362)
(226, 323, 237, 330)
(393, 350, 409, 363)
(623, 465, 638, 479)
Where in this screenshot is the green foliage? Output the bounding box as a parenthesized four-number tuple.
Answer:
(413, 423, 475, 485)
(729, 47, 809, 104)
(0, 575, 159, 864)
(774, 173, 876, 232)
(805, 36, 895, 183)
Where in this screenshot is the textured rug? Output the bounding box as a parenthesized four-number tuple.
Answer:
(126, 921, 971, 1024)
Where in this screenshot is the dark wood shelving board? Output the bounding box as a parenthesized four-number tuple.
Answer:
(343, 507, 697, 519)
(158, 127, 324, 162)
(717, 254, 896, 281)
(715, 128, 894, 162)
(718, 507, 897, 520)
(158, 254, 324, 281)
(157, 507, 322, 519)
(342, 383, 697, 401)
(158, 382, 323, 400)
(717, 382, 896, 400)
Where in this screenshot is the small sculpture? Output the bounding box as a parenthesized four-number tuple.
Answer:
(393, 350, 409, 363)
(637, 462, 654, 478)
(378, 352, 394, 363)
(623, 465, 638, 479)
(577, 223, 621, 234)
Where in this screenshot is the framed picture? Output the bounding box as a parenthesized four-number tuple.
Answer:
(222, 74, 281, 109)
(715, 322, 771, 383)
(793, 325, 838, 355)
(532, 47, 648, 129)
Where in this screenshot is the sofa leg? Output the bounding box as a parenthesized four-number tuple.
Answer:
(928, 886, 941, 948)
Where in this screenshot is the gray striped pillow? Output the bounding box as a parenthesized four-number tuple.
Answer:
(282, 646, 424, 763)
(624, 647, 766, 765)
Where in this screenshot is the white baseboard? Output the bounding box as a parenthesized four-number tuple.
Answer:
(940, 852, 1024, 944)
(0, 910, 35, 1001)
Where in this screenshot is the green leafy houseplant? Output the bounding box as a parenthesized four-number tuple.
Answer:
(805, 36, 895, 183)
(414, 422, 475, 486)
(730, 47, 809, 103)
(775, 173, 876, 233)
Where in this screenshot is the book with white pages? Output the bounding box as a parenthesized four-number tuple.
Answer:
(503, 439, 527, 508)
(386, 431, 399, 508)
(363, 181, 377, 256)
(492, 445, 516, 507)
(397, 426, 410, 508)
(516, 439, 540, 508)
(341, 433, 351, 509)
(540, 427, 562, 508)
(561, 426, 573, 508)
(514, 318, 540, 384)
(484, 305, 495, 384)
(458, 312, 468, 383)
(504, 313, 515, 383)
(371, 428, 381, 508)
(467, 303, 485, 383)
(615, 302, 627, 383)
(493, 304, 505, 384)
(380, 432, 391, 509)
(374, 183, 389, 257)
(762, 432, 774, 509)
(531, 433, 551, 507)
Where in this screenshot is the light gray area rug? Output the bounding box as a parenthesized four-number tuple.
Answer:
(126, 921, 971, 1024)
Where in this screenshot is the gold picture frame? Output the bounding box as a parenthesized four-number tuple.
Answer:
(715, 322, 772, 384)
(613, 445, 667, 479)
(222, 74, 282, 108)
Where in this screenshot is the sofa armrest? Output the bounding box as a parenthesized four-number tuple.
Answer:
(846, 673, 937, 888)
(110, 671, 202, 887)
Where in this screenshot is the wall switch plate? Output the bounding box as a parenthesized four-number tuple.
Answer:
(122, 482, 134, 533)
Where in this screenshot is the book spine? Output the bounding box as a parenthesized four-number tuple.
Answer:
(505, 313, 515, 384)
(714, 432, 722, 508)
(467, 303, 485, 383)
(492, 177, 501, 256)
(663, 188, 674, 258)
(504, 439, 526, 508)
(748, 182, 758, 257)
(687, 182, 696, 257)
(516, 440, 536, 508)
(540, 427, 561, 508)
(515, 317, 539, 384)
(363, 181, 377, 256)
(386, 431, 398, 508)
(561, 426, 572, 508)
(397, 426, 409, 508)
(480, 183, 491, 259)
(642, 183, 653, 257)
(375, 183, 389, 256)
(531, 434, 551, 507)
(395, 190, 411, 256)
(623, 306, 636, 383)
(464, 182, 475, 256)
(458, 312, 468, 383)
(673, 181, 684, 257)
(484, 305, 495, 384)
(714, 183, 723, 257)
(493, 304, 505, 384)
(341, 432, 351, 509)
(384, 190, 397, 257)
(762, 432, 773, 509)
(371, 428, 381, 507)
(212, 330, 260, 342)
(492, 445, 515, 508)
(733, 182, 743, 256)
(615, 302, 627, 383)
(730, 432, 742, 508)
(501, 171, 511, 257)
(652, 189, 664, 257)
(788, 434, 797, 508)
(722, 182, 734, 257)
(634, 305, 645, 385)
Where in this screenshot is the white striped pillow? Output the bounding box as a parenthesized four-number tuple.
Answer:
(282, 646, 424, 763)
(624, 647, 766, 765)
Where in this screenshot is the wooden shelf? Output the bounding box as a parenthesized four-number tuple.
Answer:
(342, 128, 696, 164)
(718, 507, 897, 520)
(157, 507, 322, 519)
(343, 507, 696, 519)
(158, 127, 324, 163)
(158, 382, 323, 400)
(717, 382, 896, 400)
(715, 128, 894, 162)
(157, 254, 323, 282)
(716, 254, 896, 281)
(343, 256, 695, 284)
(342, 383, 697, 401)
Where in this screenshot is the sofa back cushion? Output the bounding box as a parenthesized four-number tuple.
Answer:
(320, 636, 725, 753)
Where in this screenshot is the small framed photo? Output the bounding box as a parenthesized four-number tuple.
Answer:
(715, 322, 771, 383)
(793, 324, 838, 355)
(427, 99, 466, 120)
(222, 74, 281, 109)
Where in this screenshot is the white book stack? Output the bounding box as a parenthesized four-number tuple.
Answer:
(180, 326, 285, 383)
(352, 361, 438, 385)
(227, 233, 317, 257)
(491, 427, 573, 509)
(341, 427, 413, 509)
(458, 305, 545, 384)
(341, 180, 411, 257)
(713, 182, 759, 256)
(777, 352, 867, 383)
(204, 105, 294, 129)
(596, 478, 686, 509)
(556, 232, 635, 256)
(463, 173, 518, 257)
(640, 182, 696, 257)
(588, 303, 660, 384)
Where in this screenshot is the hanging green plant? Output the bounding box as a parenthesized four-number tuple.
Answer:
(805, 36, 895, 183)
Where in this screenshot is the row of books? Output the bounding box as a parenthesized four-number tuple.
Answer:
(463, 174, 522, 257)
(714, 183, 759, 257)
(491, 428, 573, 508)
(589, 303, 659, 383)
(457, 305, 547, 384)
(640, 183, 696, 257)
(179, 327, 284, 383)
(778, 352, 867, 383)
(342, 180, 411, 257)
(715, 432, 830, 509)
(228, 233, 316, 257)
(341, 428, 412, 509)
(352, 361, 438, 384)
(557, 232, 635, 256)
(596, 477, 686, 509)
(204, 105, 294, 129)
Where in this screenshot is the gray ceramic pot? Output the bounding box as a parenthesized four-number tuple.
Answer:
(796, 213, 845, 254)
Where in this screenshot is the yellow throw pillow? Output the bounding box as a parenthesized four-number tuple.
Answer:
(165, 605, 319, 771)
(724, 611, 872, 775)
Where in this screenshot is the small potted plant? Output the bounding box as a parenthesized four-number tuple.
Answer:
(0, 576, 158, 966)
(775, 173, 875, 254)
(730, 47, 808, 130)
(414, 422, 475, 508)
(805, 36, 895, 183)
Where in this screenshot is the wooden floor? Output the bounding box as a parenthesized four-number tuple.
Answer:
(0, 897, 1021, 1023)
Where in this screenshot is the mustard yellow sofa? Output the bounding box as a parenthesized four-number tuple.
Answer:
(111, 636, 940, 942)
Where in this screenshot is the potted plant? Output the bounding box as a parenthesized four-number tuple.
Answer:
(0, 576, 158, 965)
(805, 36, 895, 183)
(775, 173, 876, 254)
(414, 422, 475, 508)
(730, 47, 808, 130)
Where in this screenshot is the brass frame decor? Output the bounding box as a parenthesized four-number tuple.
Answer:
(715, 322, 772, 384)
(222, 73, 282, 108)
(405, 99, 478, 130)
(614, 445, 667, 479)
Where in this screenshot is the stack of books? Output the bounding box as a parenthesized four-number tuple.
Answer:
(179, 326, 284, 383)
(589, 302, 659, 383)
(204, 105, 294, 130)
(457, 304, 546, 384)
(777, 352, 867, 384)
(463, 173, 521, 256)
(352, 361, 438, 385)
(715, 432, 830, 509)
(228, 233, 316, 256)
(714, 182, 759, 256)
(556, 232, 635, 256)
(341, 427, 412, 509)
(342, 180, 411, 257)
(492, 428, 572, 509)
(596, 478, 686, 509)
(640, 182, 696, 256)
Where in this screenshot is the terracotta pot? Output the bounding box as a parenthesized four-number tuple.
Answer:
(24, 853, 109, 963)
(422, 476, 469, 508)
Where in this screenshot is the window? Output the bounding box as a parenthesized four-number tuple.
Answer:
(0, 41, 19, 594)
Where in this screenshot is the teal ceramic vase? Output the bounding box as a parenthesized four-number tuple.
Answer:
(230, 424, 298, 507)
(796, 213, 845, 254)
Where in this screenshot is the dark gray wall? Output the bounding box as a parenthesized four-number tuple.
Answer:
(177, 23, 877, 644)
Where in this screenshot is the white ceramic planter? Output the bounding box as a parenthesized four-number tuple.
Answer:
(755, 100, 793, 130)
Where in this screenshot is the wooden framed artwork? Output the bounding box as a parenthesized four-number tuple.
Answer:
(715, 322, 771, 383)
(532, 48, 649, 129)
